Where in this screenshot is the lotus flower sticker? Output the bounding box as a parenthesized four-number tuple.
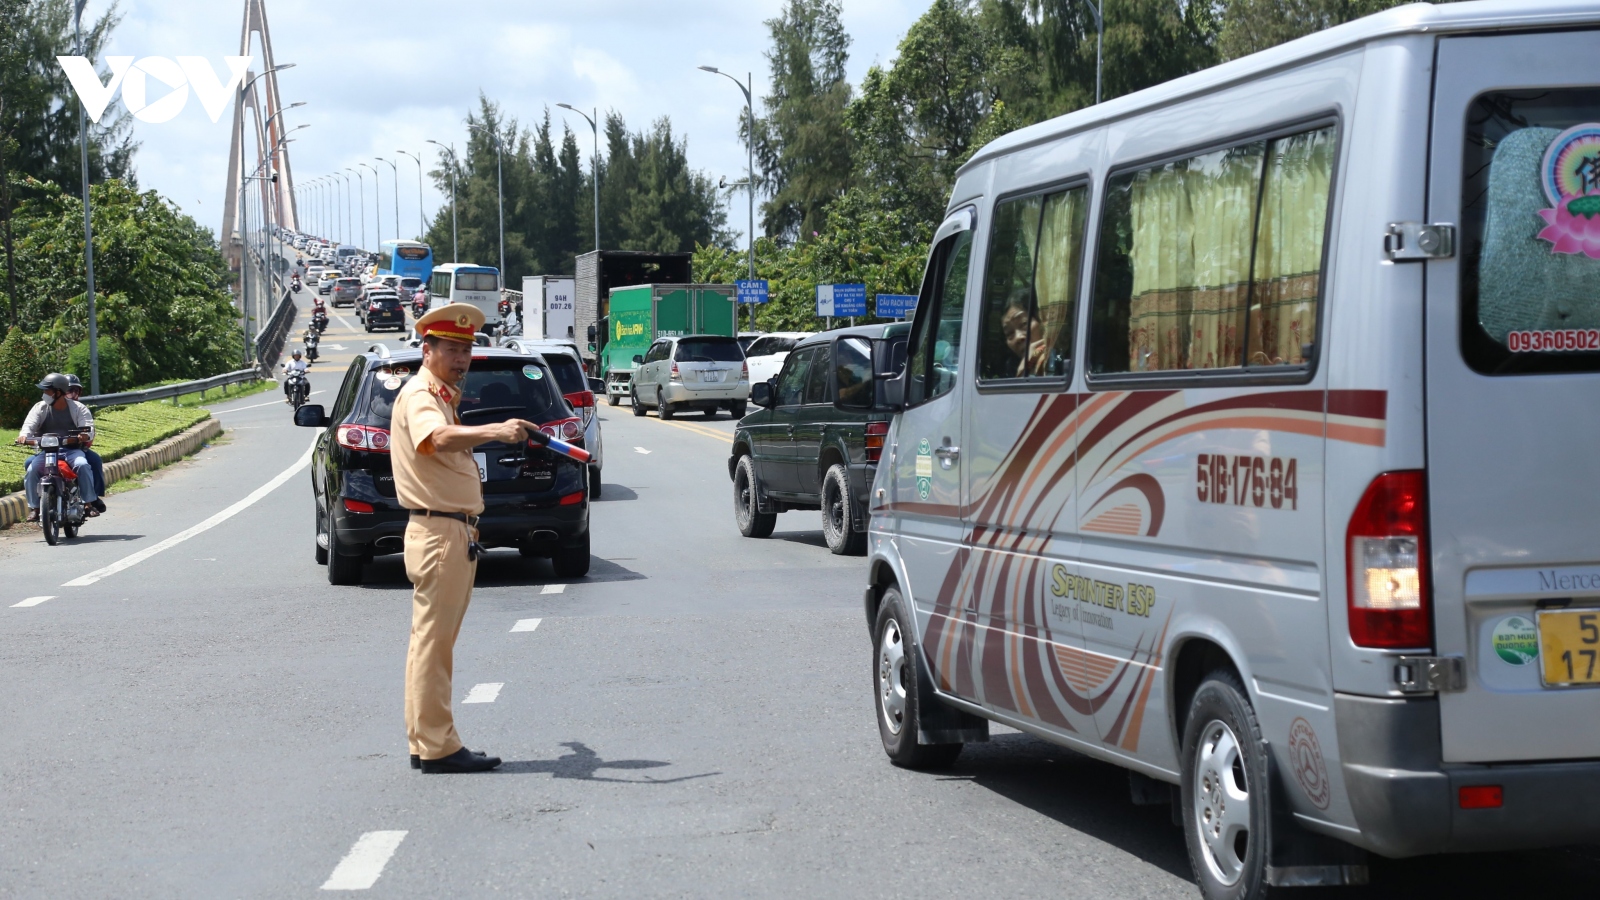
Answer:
(1536, 124, 1600, 259)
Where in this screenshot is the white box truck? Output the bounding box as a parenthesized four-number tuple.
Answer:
(521, 276, 578, 341)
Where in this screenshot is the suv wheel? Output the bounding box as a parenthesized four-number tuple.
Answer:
(314, 506, 329, 565)
(552, 530, 591, 578)
(1181, 671, 1271, 900)
(733, 455, 776, 538)
(875, 586, 962, 769)
(658, 389, 674, 420)
(589, 466, 602, 499)
(631, 385, 646, 417)
(702, 407, 718, 419)
(326, 518, 365, 585)
(821, 463, 866, 555)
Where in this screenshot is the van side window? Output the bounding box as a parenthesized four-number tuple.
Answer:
(978, 185, 1089, 382)
(1089, 125, 1334, 375)
(906, 229, 974, 406)
(776, 348, 813, 407)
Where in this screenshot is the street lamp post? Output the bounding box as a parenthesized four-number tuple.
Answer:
(1083, 0, 1103, 105)
(556, 103, 600, 252)
(468, 124, 505, 280)
(425, 140, 459, 263)
(697, 66, 756, 331)
(376, 157, 399, 244)
(359, 162, 380, 253)
(397, 150, 426, 239)
(347, 167, 364, 250)
(73, 0, 102, 393)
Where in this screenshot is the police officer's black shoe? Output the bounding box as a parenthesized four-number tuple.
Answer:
(410, 754, 420, 770)
(419, 747, 501, 774)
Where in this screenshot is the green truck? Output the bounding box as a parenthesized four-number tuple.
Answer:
(593, 283, 738, 406)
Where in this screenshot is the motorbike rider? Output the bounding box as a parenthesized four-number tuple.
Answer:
(15, 373, 100, 522)
(64, 375, 108, 510)
(282, 350, 309, 403)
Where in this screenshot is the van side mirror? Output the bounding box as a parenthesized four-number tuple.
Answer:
(293, 404, 329, 427)
(632, 354, 645, 365)
(751, 380, 774, 409)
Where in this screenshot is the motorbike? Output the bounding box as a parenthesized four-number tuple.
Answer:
(311, 309, 329, 334)
(292, 275, 302, 292)
(32, 429, 90, 546)
(412, 290, 428, 318)
(303, 328, 321, 362)
(286, 369, 311, 409)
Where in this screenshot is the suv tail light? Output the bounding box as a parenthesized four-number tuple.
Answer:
(740, 360, 749, 380)
(564, 390, 595, 409)
(336, 423, 392, 453)
(539, 417, 583, 442)
(670, 361, 680, 380)
(865, 422, 889, 462)
(1347, 471, 1431, 649)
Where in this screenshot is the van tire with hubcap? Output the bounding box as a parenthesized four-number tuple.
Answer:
(631, 386, 646, 416)
(733, 455, 776, 538)
(1181, 670, 1271, 900)
(658, 389, 674, 419)
(874, 587, 962, 769)
(821, 463, 865, 556)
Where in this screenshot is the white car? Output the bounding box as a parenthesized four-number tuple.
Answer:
(743, 332, 814, 388)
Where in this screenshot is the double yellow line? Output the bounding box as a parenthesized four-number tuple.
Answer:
(657, 417, 733, 444)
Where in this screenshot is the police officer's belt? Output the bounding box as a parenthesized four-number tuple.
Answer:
(409, 509, 479, 525)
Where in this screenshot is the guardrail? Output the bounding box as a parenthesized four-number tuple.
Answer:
(79, 367, 269, 409)
(256, 285, 297, 368)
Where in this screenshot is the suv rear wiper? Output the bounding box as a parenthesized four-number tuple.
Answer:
(460, 405, 528, 420)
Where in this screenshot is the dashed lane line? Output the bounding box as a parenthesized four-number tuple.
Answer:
(634, 447, 651, 454)
(11, 596, 54, 608)
(511, 618, 541, 632)
(320, 830, 407, 891)
(540, 584, 565, 595)
(463, 683, 504, 704)
(61, 435, 317, 587)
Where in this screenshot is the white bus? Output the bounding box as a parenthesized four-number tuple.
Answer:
(425, 263, 503, 332)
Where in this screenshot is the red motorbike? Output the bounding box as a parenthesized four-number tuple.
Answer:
(30, 429, 91, 545)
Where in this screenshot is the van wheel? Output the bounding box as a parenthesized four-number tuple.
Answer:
(658, 390, 674, 420)
(552, 531, 591, 578)
(821, 463, 866, 556)
(631, 386, 646, 417)
(327, 525, 365, 586)
(728, 401, 747, 418)
(1181, 671, 1271, 900)
(733, 455, 776, 538)
(874, 586, 962, 769)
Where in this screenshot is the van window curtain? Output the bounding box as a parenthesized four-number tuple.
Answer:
(1250, 127, 1334, 366)
(1034, 189, 1086, 375)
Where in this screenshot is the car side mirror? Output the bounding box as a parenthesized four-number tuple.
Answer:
(293, 404, 329, 427)
(588, 377, 605, 394)
(632, 354, 645, 365)
(751, 381, 774, 408)
(586, 324, 597, 344)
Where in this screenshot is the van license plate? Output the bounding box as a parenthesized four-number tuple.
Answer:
(702, 371, 722, 383)
(1537, 609, 1600, 687)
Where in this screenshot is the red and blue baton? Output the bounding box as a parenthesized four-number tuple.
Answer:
(527, 429, 591, 464)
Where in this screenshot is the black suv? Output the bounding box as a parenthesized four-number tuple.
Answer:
(294, 345, 591, 584)
(363, 293, 405, 332)
(730, 322, 909, 555)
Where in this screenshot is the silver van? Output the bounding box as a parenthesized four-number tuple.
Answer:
(857, 4, 1600, 897)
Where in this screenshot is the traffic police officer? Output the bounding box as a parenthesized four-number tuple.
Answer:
(392, 303, 539, 774)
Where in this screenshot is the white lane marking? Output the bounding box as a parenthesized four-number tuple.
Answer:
(511, 618, 541, 632)
(320, 830, 408, 891)
(220, 390, 325, 413)
(12, 596, 55, 608)
(633, 447, 651, 454)
(540, 584, 565, 595)
(463, 682, 503, 704)
(62, 436, 318, 587)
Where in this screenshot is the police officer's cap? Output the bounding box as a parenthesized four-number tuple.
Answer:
(415, 303, 486, 344)
(37, 373, 69, 392)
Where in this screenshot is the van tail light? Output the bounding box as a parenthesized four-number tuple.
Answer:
(564, 390, 595, 409)
(336, 424, 392, 453)
(1347, 471, 1431, 649)
(670, 361, 680, 380)
(865, 422, 890, 463)
(343, 498, 374, 513)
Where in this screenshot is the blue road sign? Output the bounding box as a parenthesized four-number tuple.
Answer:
(735, 279, 769, 304)
(875, 293, 917, 318)
(817, 283, 867, 318)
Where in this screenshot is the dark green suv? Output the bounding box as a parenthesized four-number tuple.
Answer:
(729, 322, 909, 555)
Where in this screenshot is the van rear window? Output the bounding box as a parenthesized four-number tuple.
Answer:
(1462, 89, 1600, 374)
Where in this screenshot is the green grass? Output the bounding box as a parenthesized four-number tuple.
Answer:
(0, 401, 211, 495)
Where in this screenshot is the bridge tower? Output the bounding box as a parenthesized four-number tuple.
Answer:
(220, 0, 298, 272)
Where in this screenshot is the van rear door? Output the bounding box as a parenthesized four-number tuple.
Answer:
(1427, 31, 1600, 763)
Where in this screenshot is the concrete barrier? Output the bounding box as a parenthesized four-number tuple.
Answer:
(0, 417, 224, 530)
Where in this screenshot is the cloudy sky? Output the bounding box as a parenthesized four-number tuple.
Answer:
(97, 0, 927, 251)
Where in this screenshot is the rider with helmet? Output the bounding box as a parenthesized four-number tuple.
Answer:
(14, 373, 100, 522)
(64, 375, 107, 510)
(282, 350, 309, 403)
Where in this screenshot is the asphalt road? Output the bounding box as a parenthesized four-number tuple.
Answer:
(1, 301, 1595, 897)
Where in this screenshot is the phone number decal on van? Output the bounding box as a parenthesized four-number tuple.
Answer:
(1506, 329, 1600, 352)
(1197, 454, 1298, 510)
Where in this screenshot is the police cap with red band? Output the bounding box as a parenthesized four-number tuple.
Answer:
(415, 303, 486, 343)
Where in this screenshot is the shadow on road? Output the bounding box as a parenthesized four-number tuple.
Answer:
(594, 484, 639, 502)
(499, 741, 719, 784)
(60, 533, 145, 543)
(771, 529, 828, 550)
(354, 553, 648, 590)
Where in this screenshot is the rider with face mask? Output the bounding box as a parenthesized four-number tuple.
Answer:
(64, 375, 108, 511)
(282, 350, 309, 403)
(14, 373, 100, 522)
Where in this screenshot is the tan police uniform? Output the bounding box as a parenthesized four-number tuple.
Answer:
(390, 307, 485, 761)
